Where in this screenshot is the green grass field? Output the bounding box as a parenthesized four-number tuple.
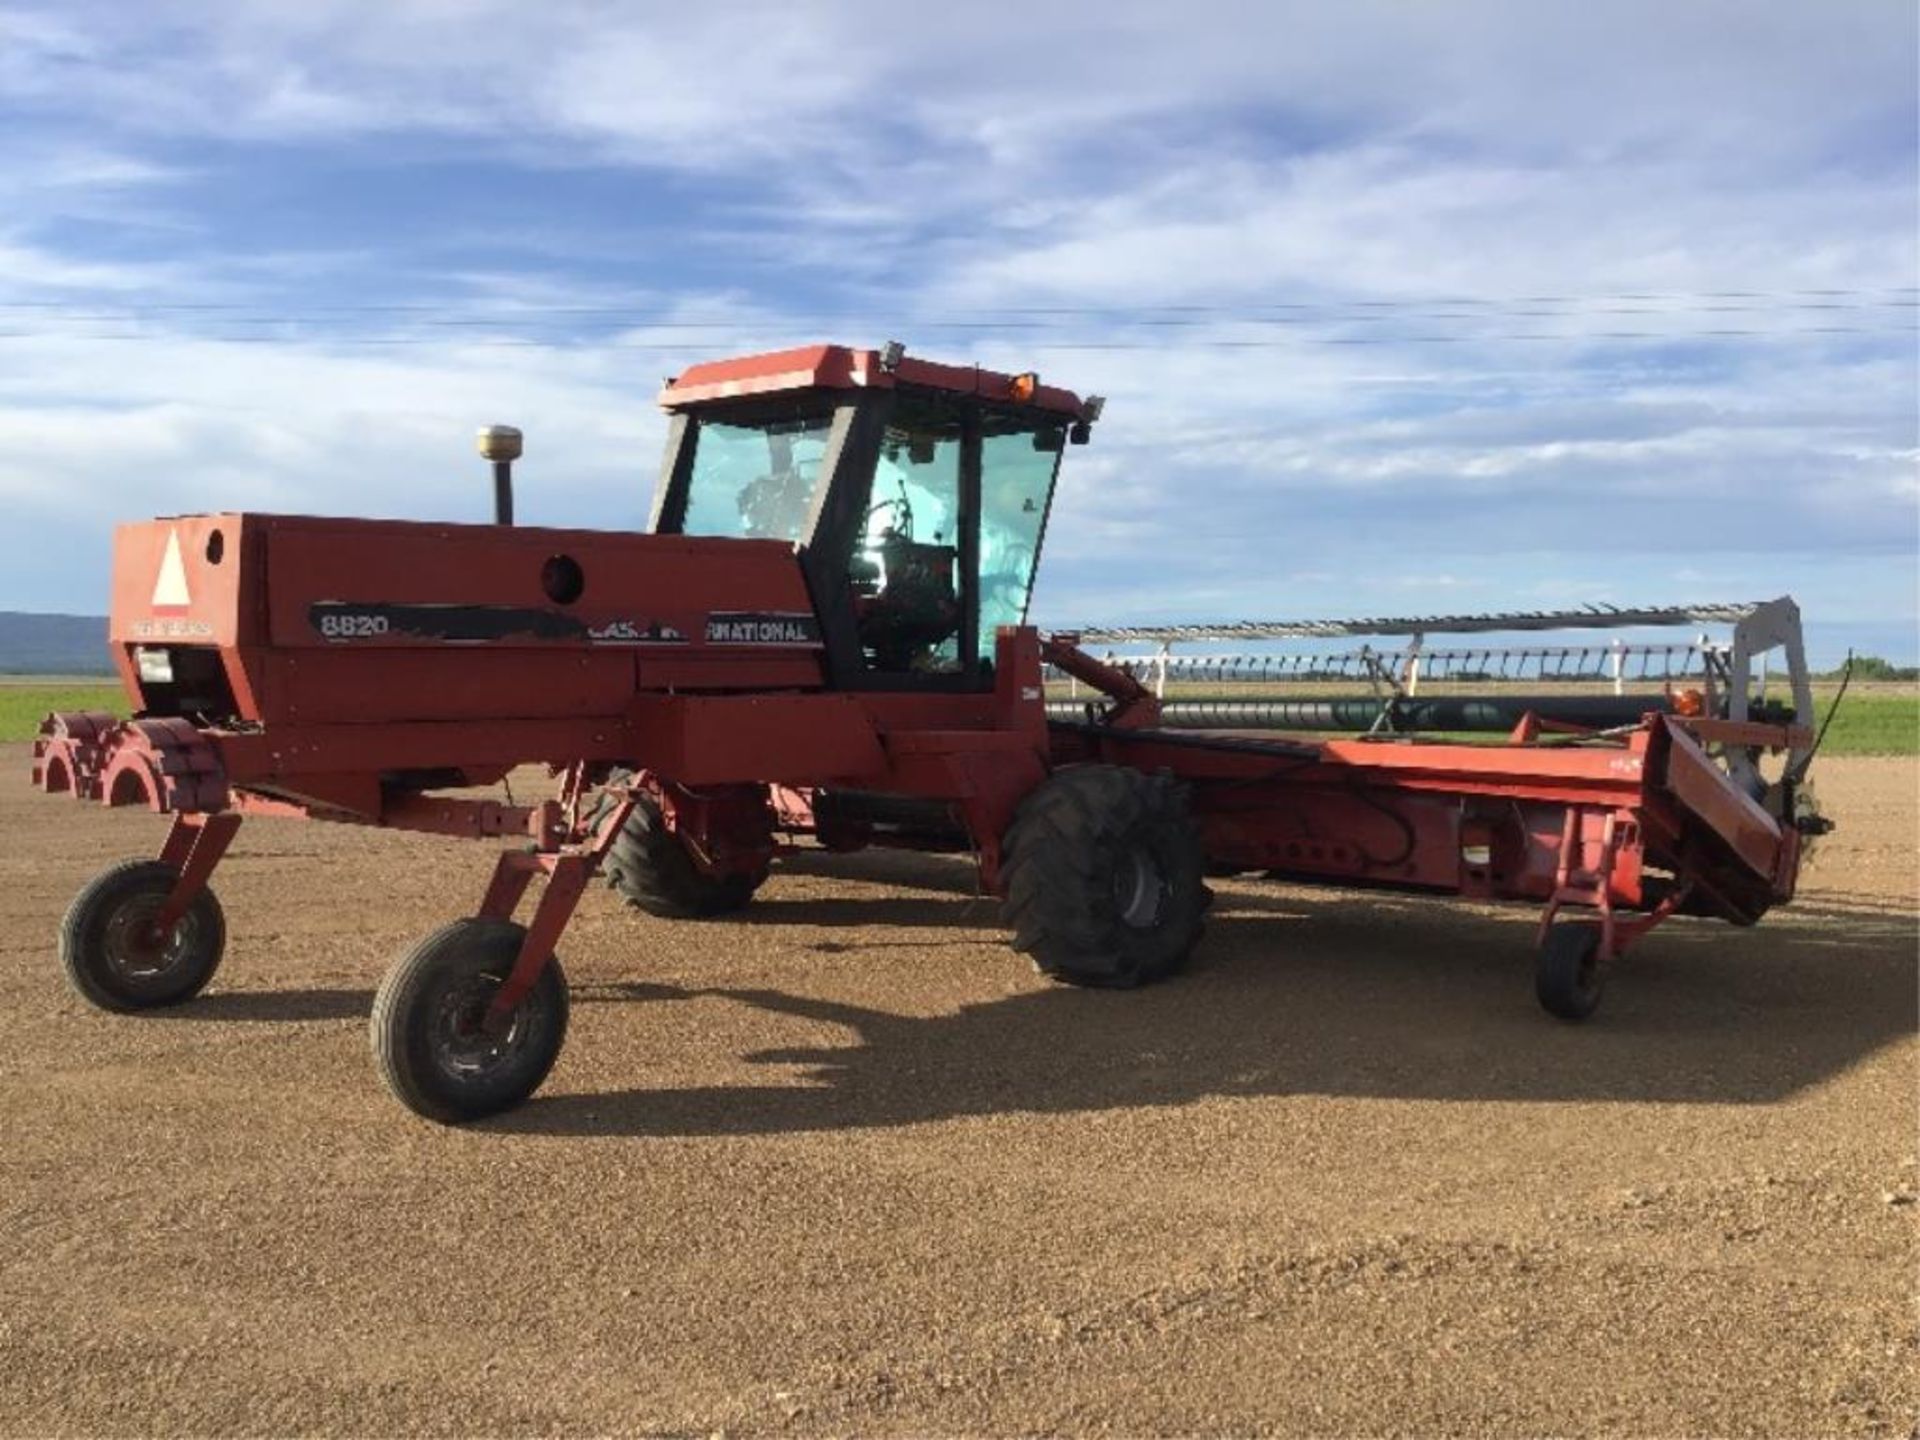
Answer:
(0, 684, 123, 743)
(1815, 690, 1920, 756)
(1, 680, 1914, 754)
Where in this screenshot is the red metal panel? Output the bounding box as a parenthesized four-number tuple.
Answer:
(660, 344, 1088, 419)
(109, 513, 255, 650)
(625, 694, 888, 785)
(891, 355, 1086, 418)
(885, 730, 1049, 756)
(1676, 717, 1811, 751)
(257, 517, 815, 650)
(1199, 785, 1463, 888)
(257, 650, 639, 726)
(639, 655, 822, 690)
(1657, 722, 1784, 880)
(211, 720, 629, 784)
(1067, 724, 1661, 904)
(663, 344, 869, 405)
(180, 699, 1023, 796)
(254, 650, 821, 725)
(1318, 735, 1652, 802)
(1071, 729, 1650, 812)
(835, 691, 1004, 730)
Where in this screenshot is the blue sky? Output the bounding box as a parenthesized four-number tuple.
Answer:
(1, 1, 1915, 663)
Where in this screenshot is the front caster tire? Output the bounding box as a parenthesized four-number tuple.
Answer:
(1001, 765, 1210, 989)
(1536, 922, 1606, 1021)
(59, 859, 226, 1012)
(370, 919, 568, 1124)
(592, 771, 766, 919)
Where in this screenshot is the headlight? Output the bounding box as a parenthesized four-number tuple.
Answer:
(134, 647, 174, 684)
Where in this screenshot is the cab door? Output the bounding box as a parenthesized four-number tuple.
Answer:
(805, 390, 1065, 691)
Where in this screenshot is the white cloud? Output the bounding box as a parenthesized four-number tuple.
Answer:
(0, 0, 1911, 661)
(4, 3, 1911, 175)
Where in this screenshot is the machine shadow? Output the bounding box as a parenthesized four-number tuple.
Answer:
(505, 887, 1917, 1138)
(738, 894, 994, 928)
(769, 846, 983, 895)
(154, 987, 373, 1023)
(735, 847, 991, 927)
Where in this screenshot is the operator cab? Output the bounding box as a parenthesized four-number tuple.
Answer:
(649, 344, 1099, 690)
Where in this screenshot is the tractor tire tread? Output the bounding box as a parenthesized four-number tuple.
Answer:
(1000, 765, 1208, 989)
(592, 772, 767, 920)
(1536, 922, 1606, 1022)
(59, 858, 226, 1012)
(370, 918, 568, 1124)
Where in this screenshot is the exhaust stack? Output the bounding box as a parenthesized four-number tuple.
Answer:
(476, 424, 522, 525)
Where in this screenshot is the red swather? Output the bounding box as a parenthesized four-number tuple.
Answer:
(31, 343, 1819, 1123)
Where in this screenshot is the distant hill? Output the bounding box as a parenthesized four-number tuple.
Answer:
(0, 612, 112, 675)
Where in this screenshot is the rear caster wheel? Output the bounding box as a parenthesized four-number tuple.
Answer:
(59, 859, 225, 1012)
(1536, 922, 1606, 1022)
(370, 919, 568, 1124)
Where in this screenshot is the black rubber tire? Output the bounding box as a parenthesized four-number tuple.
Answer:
(370, 918, 568, 1124)
(59, 859, 225, 1012)
(1001, 765, 1210, 988)
(592, 772, 765, 919)
(1536, 922, 1606, 1022)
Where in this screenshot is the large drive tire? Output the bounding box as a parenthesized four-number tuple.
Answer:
(60, 859, 225, 1012)
(592, 772, 766, 919)
(1001, 765, 1210, 988)
(370, 919, 568, 1124)
(1536, 922, 1606, 1022)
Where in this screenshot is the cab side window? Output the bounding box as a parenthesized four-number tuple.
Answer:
(977, 418, 1062, 660)
(681, 412, 834, 543)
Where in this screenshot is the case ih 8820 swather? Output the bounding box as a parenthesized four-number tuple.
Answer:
(33, 343, 1826, 1123)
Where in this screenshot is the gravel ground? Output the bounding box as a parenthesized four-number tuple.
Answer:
(0, 746, 1913, 1436)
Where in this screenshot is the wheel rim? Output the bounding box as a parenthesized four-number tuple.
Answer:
(428, 972, 544, 1082)
(101, 894, 202, 990)
(1113, 846, 1169, 930)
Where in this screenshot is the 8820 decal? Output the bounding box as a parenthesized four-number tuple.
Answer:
(319, 613, 390, 639)
(311, 607, 392, 641)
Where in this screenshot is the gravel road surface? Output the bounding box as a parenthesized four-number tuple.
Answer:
(2, 746, 1913, 1435)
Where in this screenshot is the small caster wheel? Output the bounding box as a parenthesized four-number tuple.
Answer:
(1536, 922, 1606, 1022)
(60, 859, 226, 1012)
(370, 918, 568, 1124)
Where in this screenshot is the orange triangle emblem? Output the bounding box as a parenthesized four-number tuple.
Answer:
(152, 529, 191, 611)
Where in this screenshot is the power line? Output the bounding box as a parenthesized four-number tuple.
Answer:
(1035, 327, 1918, 349)
(0, 285, 1913, 329)
(0, 325, 1910, 350)
(1, 299, 1915, 332)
